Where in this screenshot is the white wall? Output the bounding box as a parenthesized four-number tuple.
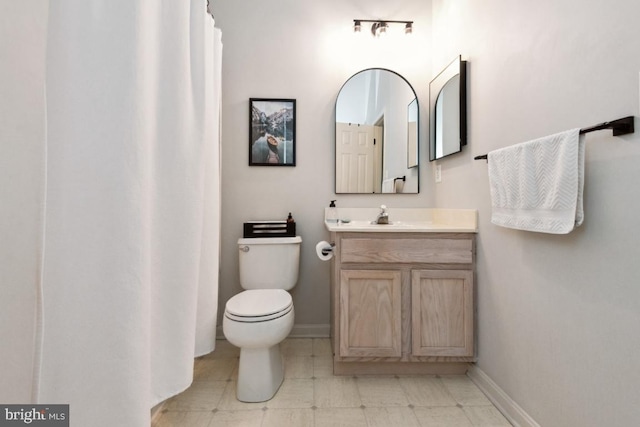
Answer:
(214, 0, 433, 329)
(432, 0, 640, 426)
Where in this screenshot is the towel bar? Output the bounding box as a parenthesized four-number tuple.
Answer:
(474, 116, 635, 161)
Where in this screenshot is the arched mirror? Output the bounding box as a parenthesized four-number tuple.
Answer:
(335, 68, 419, 194)
(429, 55, 467, 161)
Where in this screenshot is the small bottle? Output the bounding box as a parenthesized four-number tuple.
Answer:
(327, 200, 338, 223)
(286, 212, 296, 235)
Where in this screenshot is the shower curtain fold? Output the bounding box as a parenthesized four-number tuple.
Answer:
(9, 1, 222, 426)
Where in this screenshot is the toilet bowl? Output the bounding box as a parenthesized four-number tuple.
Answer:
(223, 289, 294, 402)
(222, 236, 301, 403)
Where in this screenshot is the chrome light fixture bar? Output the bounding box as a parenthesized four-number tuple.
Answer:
(353, 19, 413, 37)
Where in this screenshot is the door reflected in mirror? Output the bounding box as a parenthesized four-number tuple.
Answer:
(429, 56, 467, 161)
(335, 69, 419, 194)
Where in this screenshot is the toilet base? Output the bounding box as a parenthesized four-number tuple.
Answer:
(236, 344, 285, 402)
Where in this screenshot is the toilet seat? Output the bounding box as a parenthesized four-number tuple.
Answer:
(225, 289, 293, 323)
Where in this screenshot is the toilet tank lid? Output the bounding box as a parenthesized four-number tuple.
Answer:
(237, 236, 302, 245)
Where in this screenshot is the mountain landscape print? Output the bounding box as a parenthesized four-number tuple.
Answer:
(249, 98, 296, 166)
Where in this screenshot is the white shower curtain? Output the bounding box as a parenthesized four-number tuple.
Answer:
(0, 1, 221, 426)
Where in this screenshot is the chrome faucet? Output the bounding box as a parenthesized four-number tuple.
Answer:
(373, 205, 389, 224)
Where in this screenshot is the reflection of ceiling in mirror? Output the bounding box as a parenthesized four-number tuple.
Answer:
(336, 70, 415, 126)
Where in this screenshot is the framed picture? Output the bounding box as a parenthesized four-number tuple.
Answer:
(249, 98, 296, 166)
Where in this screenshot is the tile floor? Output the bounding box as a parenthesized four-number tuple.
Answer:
(152, 338, 512, 427)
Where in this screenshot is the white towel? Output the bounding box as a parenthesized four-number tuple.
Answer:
(382, 178, 396, 193)
(394, 179, 405, 193)
(488, 128, 585, 234)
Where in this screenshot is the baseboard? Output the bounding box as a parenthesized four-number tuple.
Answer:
(216, 323, 330, 339)
(467, 366, 540, 427)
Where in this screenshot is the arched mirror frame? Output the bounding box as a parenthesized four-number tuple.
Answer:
(334, 68, 420, 194)
(429, 55, 467, 161)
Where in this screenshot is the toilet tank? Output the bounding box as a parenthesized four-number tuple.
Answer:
(238, 236, 302, 290)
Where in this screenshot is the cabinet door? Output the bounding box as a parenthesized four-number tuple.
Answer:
(339, 270, 402, 357)
(412, 270, 473, 357)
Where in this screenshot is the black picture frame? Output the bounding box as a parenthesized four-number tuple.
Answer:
(249, 98, 296, 166)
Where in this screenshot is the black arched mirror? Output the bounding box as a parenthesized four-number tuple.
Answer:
(335, 68, 419, 194)
(429, 56, 467, 161)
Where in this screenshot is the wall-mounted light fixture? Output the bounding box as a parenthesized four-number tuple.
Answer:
(353, 19, 413, 37)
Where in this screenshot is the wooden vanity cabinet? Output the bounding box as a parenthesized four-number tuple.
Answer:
(329, 232, 476, 375)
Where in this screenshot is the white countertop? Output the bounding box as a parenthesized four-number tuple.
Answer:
(324, 208, 478, 233)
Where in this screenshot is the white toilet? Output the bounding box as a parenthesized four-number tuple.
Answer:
(222, 236, 301, 402)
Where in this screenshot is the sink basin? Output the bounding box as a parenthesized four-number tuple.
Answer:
(324, 208, 477, 233)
